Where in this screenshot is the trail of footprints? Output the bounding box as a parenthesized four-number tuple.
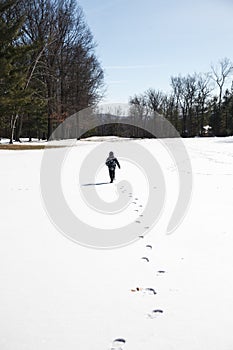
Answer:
(110, 184, 166, 349)
(119, 184, 151, 235)
(136, 244, 165, 317)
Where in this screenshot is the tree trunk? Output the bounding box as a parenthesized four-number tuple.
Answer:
(10, 114, 18, 144)
(15, 114, 23, 141)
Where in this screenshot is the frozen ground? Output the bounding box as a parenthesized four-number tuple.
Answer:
(0, 136, 233, 349)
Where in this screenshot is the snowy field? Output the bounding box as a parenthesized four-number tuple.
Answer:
(1, 136, 233, 350)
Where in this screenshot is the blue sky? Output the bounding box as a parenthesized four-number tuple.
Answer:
(79, 0, 233, 103)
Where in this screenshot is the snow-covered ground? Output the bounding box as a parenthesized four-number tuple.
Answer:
(0, 136, 233, 349)
(0, 138, 48, 145)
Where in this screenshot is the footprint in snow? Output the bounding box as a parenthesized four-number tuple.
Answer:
(141, 257, 149, 262)
(131, 287, 142, 292)
(111, 338, 126, 349)
(144, 288, 157, 295)
(131, 287, 156, 295)
(157, 270, 166, 274)
(146, 245, 152, 250)
(148, 309, 163, 318)
(135, 220, 141, 224)
(138, 235, 144, 239)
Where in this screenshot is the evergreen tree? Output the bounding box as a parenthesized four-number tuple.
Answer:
(0, 0, 22, 119)
(0, 0, 35, 143)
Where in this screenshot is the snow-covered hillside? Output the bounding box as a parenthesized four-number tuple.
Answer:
(0, 136, 233, 350)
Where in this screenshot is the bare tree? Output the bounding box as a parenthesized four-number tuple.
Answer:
(210, 57, 233, 109)
(195, 73, 213, 134)
(13, 0, 104, 140)
(129, 94, 149, 137)
(171, 74, 199, 136)
(145, 89, 164, 113)
(162, 93, 179, 130)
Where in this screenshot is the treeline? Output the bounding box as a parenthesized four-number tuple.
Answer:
(129, 58, 233, 137)
(76, 58, 233, 140)
(0, 0, 104, 143)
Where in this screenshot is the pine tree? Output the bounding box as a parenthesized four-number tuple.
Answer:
(0, 0, 42, 143)
(0, 1, 21, 116)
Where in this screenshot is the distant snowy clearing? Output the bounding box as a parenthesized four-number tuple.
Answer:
(0, 136, 132, 149)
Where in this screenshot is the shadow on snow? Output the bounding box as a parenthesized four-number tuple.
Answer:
(81, 182, 110, 187)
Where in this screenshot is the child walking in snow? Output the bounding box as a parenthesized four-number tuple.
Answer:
(105, 151, 121, 183)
